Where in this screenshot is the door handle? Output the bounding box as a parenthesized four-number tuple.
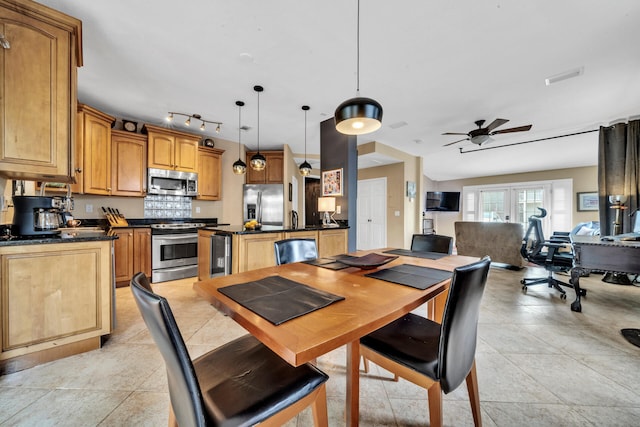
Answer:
(0, 34, 10, 49)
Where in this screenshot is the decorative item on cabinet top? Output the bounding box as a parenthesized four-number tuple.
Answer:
(201, 138, 215, 148)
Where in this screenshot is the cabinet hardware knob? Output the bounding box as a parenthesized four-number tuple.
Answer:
(75, 168, 82, 173)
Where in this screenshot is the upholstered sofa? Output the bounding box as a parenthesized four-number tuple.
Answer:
(454, 221, 526, 268)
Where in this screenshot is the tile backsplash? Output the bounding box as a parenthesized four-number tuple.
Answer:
(144, 195, 192, 219)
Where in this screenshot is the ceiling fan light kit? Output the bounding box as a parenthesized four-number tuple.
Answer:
(334, 0, 383, 135)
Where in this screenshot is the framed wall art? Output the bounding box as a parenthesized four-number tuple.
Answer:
(577, 191, 599, 211)
(322, 168, 343, 196)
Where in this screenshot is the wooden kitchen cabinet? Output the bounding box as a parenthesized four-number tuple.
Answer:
(245, 151, 284, 184)
(113, 228, 134, 286)
(113, 227, 151, 287)
(73, 104, 115, 195)
(111, 130, 147, 197)
(197, 147, 224, 200)
(144, 124, 199, 173)
(133, 228, 152, 279)
(0, 0, 82, 182)
(233, 232, 284, 273)
(0, 240, 112, 374)
(318, 228, 348, 258)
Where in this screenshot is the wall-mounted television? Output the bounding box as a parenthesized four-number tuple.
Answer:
(426, 191, 460, 212)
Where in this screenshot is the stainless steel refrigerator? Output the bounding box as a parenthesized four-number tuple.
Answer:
(243, 184, 284, 226)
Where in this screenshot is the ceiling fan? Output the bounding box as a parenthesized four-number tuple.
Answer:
(442, 119, 532, 146)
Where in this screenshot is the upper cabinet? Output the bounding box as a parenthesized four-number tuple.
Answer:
(73, 103, 115, 195)
(245, 151, 284, 184)
(197, 146, 224, 201)
(144, 124, 199, 173)
(111, 129, 147, 197)
(0, 0, 82, 182)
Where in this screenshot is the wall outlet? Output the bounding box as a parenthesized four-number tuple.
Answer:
(395, 210, 400, 217)
(336, 205, 341, 214)
(0, 195, 5, 212)
(195, 206, 201, 214)
(85, 204, 93, 213)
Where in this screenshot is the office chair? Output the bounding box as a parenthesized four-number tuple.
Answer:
(410, 234, 454, 254)
(274, 238, 318, 265)
(130, 272, 329, 427)
(360, 257, 491, 427)
(520, 208, 574, 299)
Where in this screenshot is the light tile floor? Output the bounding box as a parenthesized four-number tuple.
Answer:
(1, 266, 640, 426)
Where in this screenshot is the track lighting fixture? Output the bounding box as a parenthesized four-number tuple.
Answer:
(165, 112, 222, 133)
(334, 0, 383, 135)
(232, 101, 247, 175)
(299, 105, 312, 176)
(250, 85, 266, 171)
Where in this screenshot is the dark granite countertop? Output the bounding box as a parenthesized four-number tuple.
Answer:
(0, 231, 117, 247)
(201, 224, 349, 235)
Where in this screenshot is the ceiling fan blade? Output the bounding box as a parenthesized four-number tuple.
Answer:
(443, 137, 469, 147)
(441, 132, 468, 136)
(491, 124, 532, 134)
(486, 118, 509, 132)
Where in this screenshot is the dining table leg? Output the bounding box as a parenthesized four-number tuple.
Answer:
(346, 341, 360, 426)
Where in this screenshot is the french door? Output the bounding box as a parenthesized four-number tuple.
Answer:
(357, 178, 387, 250)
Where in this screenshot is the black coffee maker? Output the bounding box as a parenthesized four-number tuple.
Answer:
(12, 196, 63, 237)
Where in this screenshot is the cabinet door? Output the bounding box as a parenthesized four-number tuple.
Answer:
(0, 6, 76, 181)
(80, 107, 113, 195)
(245, 152, 266, 184)
(111, 130, 147, 196)
(148, 132, 175, 170)
(174, 136, 199, 172)
(113, 228, 134, 286)
(266, 153, 284, 183)
(197, 230, 214, 281)
(197, 148, 222, 200)
(133, 228, 152, 278)
(237, 233, 283, 272)
(318, 229, 348, 258)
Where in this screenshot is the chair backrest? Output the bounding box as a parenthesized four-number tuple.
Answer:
(520, 208, 547, 260)
(130, 272, 205, 427)
(438, 256, 491, 393)
(410, 234, 453, 254)
(274, 238, 318, 265)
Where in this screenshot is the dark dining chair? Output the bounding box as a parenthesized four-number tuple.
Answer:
(130, 272, 329, 427)
(359, 256, 491, 427)
(274, 238, 318, 265)
(410, 233, 454, 254)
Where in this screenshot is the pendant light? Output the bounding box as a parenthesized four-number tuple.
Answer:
(299, 105, 312, 176)
(250, 85, 267, 171)
(334, 0, 383, 135)
(232, 101, 247, 175)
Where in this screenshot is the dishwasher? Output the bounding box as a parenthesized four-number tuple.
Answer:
(210, 234, 232, 277)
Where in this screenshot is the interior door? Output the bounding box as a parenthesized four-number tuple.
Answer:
(305, 177, 320, 226)
(357, 178, 387, 250)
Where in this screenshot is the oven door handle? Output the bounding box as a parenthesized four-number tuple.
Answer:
(155, 235, 197, 242)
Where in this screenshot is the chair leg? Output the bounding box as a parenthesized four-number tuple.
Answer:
(168, 405, 178, 427)
(465, 360, 482, 427)
(310, 383, 329, 427)
(427, 382, 443, 427)
(362, 356, 369, 373)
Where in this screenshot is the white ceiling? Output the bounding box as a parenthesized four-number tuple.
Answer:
(40, 0, 640, 181)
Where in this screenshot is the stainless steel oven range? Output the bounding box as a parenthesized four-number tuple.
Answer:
(151, 223, 204, 283)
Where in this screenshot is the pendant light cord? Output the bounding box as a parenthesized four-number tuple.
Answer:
(257, 90, 261, 153)
(304, 109, 307, 160)
(238, 104, 242, 156)
(356, 0, 360, 94)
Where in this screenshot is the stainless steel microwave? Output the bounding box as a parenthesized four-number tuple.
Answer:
(148, 168, 198, 196)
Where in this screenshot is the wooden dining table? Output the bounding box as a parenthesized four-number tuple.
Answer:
(193, 249, 478, 426)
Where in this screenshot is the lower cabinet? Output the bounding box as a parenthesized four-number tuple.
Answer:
(0, 240, 113, 373)
(318, 228, 348, 258)
(234, 232, 284, 273)
(113, 228, 151, 286)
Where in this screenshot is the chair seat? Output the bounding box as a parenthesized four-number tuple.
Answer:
(360, 313, 441, 381)
(194, 335, 328, 426)
(529, 250, 573, 269)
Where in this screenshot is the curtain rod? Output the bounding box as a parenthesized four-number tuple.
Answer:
(459, 129, 599, 154)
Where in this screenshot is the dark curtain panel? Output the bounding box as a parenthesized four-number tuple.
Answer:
(598, 120, 640, 235)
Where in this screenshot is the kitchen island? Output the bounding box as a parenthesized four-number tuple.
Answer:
(0, 232, 116, 374)
(198, 225, 349, 278)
